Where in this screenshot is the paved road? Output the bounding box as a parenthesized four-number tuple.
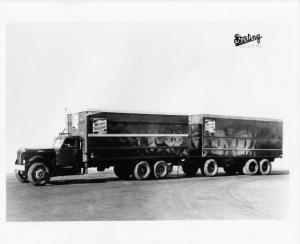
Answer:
(6, 168, 289, 221)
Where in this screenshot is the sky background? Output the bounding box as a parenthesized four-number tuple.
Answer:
(6, 20, 298, 171)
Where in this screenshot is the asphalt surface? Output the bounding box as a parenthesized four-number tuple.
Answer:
(6, 167, 289, 221)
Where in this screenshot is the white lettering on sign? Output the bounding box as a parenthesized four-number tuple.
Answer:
(93, 118, 107, 134)
(205, 119, 216, 133)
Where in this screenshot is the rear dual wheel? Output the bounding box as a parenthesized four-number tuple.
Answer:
(133, 160, 169, 180)
(224, 159, 272, 176)
(243, 158, 272, 175)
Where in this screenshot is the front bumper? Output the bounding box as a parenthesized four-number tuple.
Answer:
(15, 164, 25, 172)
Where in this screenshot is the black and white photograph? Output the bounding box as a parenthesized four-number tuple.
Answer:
(1, 1, 300, 244)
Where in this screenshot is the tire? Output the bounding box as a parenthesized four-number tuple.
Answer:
(182, 162, 198, 177)
(15, 170, 29, 183)
(259, 159, 272, 175)
(243, 159, 259, 175)
(202, 159, 218, 177)
(27, 162, 51, 186)
(113, 165, 121, 177)
(133, 161, 151, 180)
(153, 161, 168, 179)
(114, 163, 131, 180)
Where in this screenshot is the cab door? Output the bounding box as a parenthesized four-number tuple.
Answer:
(59, 137, 82, 167)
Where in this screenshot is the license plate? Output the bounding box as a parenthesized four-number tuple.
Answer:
(15, 164, 25, 171)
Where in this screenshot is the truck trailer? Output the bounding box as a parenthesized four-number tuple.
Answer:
(14, 111, 283, 186)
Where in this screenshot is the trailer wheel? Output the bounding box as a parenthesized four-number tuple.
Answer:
(114, 165, 121, 178)
(259, 159, 272, 175)
(114, 163, 131, 180)
(243, 159, 259, 175)
(133, 161, 151, 180)
(153, 161, 168, 179)
(27, 162, 50, 186)
(15, 170, 29, 183)
(182, 162, 198, 177)
(202, 159, 218, 177)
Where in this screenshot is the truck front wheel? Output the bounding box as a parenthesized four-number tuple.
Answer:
(202, 159, 218, 177)
(133, 161, 151, 180)
(27, 162, 51, 186)
(15, 170, 29, 183)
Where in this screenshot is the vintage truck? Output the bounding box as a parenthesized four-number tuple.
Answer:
(14, 111, 283, 186)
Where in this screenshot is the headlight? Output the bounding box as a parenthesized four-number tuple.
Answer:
(22, 159, 26, 165)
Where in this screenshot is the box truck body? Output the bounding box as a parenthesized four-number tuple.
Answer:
(68, 111, 189, 163)
(189, 114, 282, 159)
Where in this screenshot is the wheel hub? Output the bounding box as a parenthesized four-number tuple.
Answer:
(249, 162, 256, 172)
(208, 163, 215, 173)
(157, 165, 165, 175)
(138, 165, 147, 176)
(262, 162, 268, 171)
(35, 168, 45, 180)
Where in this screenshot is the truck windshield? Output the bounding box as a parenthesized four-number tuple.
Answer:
(53, 137, 64, 149)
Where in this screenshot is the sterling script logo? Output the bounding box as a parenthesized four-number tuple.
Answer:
(234, 34, 262, 46)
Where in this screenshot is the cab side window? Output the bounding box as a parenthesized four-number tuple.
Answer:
(64, 138, 77, 148)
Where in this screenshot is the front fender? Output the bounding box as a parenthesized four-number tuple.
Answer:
(27, 155, 54, 173)
(28, 155, 47, 163)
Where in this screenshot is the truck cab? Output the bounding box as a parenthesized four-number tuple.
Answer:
(15, 135, 83, 186)
(54, 135, 83, 168)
